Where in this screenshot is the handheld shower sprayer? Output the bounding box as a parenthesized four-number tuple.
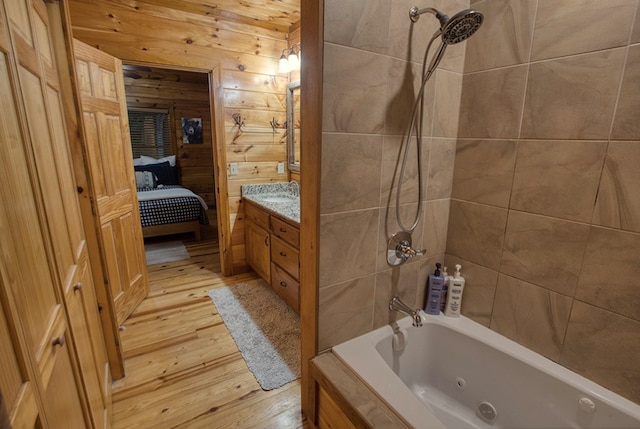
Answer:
(387, 6, 484, 266)
(409, 7, 484, 44)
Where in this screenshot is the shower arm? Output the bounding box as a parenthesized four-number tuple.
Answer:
(409, 6, 448, 24)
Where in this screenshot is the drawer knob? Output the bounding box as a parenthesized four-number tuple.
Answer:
(280, 251, 287, 257)
(73, 282, 83, 292)
(52, 334, 65, 348)
(279, 281, 287, 288)
(279, 227, 287, 233)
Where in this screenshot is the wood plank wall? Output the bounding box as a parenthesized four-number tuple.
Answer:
(124, 66, 216, 206)
(68, 0, 296, 272)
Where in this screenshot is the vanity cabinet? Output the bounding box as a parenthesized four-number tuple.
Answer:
(244, 200, 300, 313)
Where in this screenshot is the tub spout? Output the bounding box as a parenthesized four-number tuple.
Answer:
(389, 296, 423, 327)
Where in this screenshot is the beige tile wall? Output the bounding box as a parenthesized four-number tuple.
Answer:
(319, 0, 640, 407)
(450, 0, 640, 404)
(318, 0, 469, 351)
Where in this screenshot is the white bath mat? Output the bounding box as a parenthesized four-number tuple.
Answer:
(208, 279, 300, 390)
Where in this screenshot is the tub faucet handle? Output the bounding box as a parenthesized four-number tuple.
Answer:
(398, 241, 425, 259)
(387, 231, 425, 266)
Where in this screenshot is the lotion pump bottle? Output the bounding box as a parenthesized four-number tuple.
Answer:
(444, 264, 465, 317)
(424, 263, 444, 315)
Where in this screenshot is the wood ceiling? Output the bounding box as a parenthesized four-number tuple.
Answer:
(133, 0, 301, 33)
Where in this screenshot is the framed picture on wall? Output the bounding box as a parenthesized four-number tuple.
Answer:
(181, 117, 203, 144)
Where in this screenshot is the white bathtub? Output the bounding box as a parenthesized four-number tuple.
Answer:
(332, 312, 640, 429)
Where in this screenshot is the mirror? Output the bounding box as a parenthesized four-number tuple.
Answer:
(286, 80, 301, 173)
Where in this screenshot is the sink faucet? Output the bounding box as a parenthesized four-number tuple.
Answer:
(389, 296, 423, 327)
(288, 180, 299, 197)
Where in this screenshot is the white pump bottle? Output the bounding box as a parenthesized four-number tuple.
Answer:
(444, 264, 465, 317)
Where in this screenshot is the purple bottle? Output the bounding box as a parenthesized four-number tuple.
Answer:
(424, 263, 444, 315)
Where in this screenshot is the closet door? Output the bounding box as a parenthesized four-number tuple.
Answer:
(1, 0, 110, 427)
(0, 1, 86, 426)
(0, 10, 42, 425)
(73, 39, 150, 327)
(36, 3, 111, 427)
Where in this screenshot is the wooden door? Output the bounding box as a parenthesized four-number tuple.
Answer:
(73, 39, 150, 327)
(0, 0, 89, 426)
(2, 0, 114, 427)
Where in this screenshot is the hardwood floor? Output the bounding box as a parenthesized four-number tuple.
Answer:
(113, 225, 307, 428)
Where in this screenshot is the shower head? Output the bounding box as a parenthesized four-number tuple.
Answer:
(409, 6, 484, 44)
(441, 9, 484, 44)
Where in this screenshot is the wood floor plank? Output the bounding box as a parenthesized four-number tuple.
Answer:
(113, 358, 257, 428)
(174, 381, 302, 429)
(120, 302, 220, 358)
(113, 325, 239, 401)
(113, 230, 306, 428)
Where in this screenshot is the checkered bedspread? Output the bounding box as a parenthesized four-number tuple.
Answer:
(137, 185, 209, 227)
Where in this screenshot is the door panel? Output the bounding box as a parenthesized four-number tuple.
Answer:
(0, 23, 42, 428)
(65, 255, 106, 429)
(42, 338, 87, 429)
(0, 25, 85, 429)
(74, 39, 150, 327)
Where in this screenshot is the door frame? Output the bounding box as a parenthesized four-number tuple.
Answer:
(118, 60, 231, 277)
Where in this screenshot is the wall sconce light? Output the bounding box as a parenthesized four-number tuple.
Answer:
(279, 43, 301, 74)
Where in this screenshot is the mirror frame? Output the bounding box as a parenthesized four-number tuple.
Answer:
(286, 80, 301, 173)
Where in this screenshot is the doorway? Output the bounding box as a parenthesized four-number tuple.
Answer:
(121, 64, 220, 257)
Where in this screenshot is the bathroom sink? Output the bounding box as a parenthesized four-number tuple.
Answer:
(262, 196, 294, 203)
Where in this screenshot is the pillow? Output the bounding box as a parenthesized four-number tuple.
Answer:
(135, 171, 157, 188)
(140, 154, 176, 167)
(134, 161, 176, 185)
(157, 155, 176, 167)
(132, 157, 145, 166)
(139, 155, 158, 165)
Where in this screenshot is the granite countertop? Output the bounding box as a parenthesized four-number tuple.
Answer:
(241, 182, 300, 225)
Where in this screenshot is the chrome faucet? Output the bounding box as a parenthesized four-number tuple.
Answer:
(387, 231, 425, 266)
(288, 180, 299, 197)
(389, 296, 423, 327)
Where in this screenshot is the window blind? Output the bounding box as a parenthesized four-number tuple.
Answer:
(128, 111, 172, 158)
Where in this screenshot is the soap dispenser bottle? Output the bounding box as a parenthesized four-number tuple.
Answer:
(444, 264, 465, 317)
(424, 263, 444, 315)
(440, 266, 449, 313)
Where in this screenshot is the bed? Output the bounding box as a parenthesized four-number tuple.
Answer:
(133, 156, 209, 240)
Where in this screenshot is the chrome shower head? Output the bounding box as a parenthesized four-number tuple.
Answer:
(409, 6, 484, 44)
(441, 9, 484, 44)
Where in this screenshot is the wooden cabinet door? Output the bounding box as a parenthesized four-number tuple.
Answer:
(246, 221, 272, 283)
(73, 39, 149, 327)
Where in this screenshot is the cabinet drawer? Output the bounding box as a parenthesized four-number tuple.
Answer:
(244, 201, 270, 230)
(271, 216, 299, 248)
(270, 236, 299, 279)
(271, 263, 299, 314)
